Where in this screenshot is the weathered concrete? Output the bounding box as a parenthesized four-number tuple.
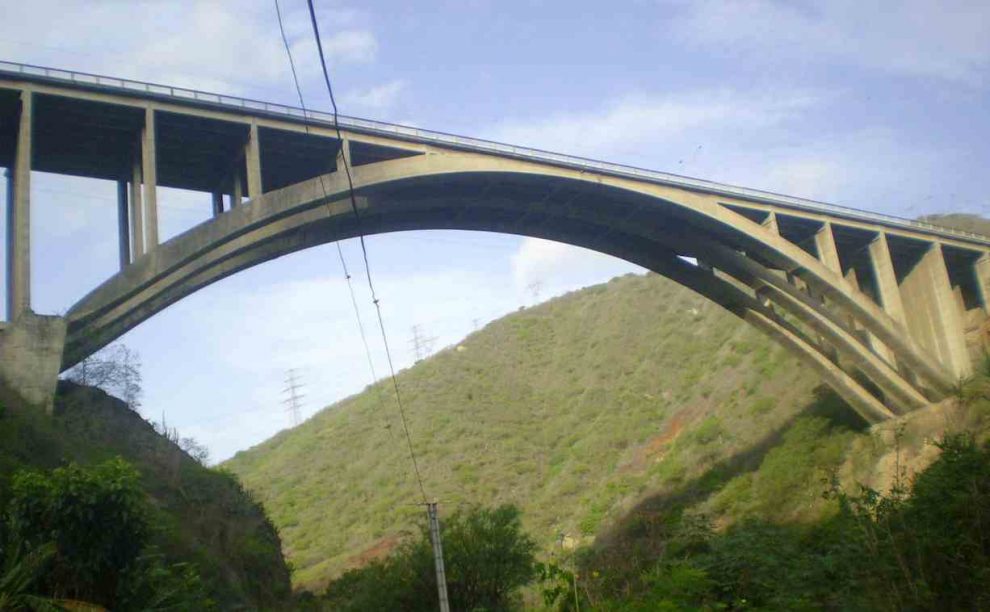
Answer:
(211, 191, 224, 218)
(6, 90, 32, 320)
(976, 255, 990, 315)
(246, 122, 262, 199)
(130, 156, 144, 258)
(868, 233, 908, 327)
(1, 63, 987, 420)
(0, 312, 66, 413)
(141, 107, 159, 249)
(898, 243, 971, 379)
(117, 180, 130, 270)
(815, 221, 842, 274)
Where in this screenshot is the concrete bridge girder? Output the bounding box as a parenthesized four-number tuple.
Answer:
(0, 66, 986, 420)
(55, 151, 979, 423)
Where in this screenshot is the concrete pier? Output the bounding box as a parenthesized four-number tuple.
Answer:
(141, 107, 158, 250)
(6, 91, 31, 320)
(0, 312, 66, 413)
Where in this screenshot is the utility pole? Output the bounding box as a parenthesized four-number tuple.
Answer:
(426, 501, 451, 612)
(410, 324, 438, 362)
(282, 369, 305, 427)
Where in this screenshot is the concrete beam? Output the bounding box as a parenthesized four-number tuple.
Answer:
(141, 107, 158, 249)
(868, 233, 907, 327)
(899, 243, 971, 379)
(117, 180, 129, 270)
(129, 156, 144, 259)
(814, 221, 842, 274)
(6, 91, 32, 320)
(245, 122, 262, 199)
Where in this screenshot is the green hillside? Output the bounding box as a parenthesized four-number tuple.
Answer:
(225, 272, 848, 590)
(0, 380, 292, 609)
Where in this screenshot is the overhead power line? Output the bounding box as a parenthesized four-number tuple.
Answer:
(273, 0, 392, 438)
(275, 0, 428, 502)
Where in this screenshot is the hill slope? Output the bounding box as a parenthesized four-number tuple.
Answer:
(0, 381, 292, 609)
(226, 272, 843, 589)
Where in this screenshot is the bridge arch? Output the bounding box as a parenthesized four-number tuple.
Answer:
(64, 152, 957, 424)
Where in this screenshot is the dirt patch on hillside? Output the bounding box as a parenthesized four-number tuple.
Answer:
(344, 534, 403, 570)
(620, 406, 693, 474)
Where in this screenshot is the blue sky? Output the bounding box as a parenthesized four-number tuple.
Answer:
(1, 0, 988, 460)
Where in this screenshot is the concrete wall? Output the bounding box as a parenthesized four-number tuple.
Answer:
(0, 312, 66, 413)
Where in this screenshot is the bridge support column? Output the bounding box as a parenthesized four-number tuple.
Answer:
(976, 255, 990, 316)
(0, 311, 65, 414)
(231, 171, 242, 207)
(211, 191, 224, 217)
(116, 180, 130, 269)
(129, 153, 144, 258)
(814, 222, 842, 276)
(868, 234, 907, 327)
(6, 91, 32, 321)
(245, 122, 262, 199)
(899, 243, 971, 379)
(141, 108, 158, 250)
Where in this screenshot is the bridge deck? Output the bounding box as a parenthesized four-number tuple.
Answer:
(0, 60, 986, 247)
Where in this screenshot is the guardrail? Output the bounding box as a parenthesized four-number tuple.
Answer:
(1, 59, 987, 246)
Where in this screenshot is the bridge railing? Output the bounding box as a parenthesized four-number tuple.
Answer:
(1, 60, 987, 246)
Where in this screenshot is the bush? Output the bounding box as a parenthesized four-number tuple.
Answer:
(324, 504, 537, 611)
(3, 458, 215, 610)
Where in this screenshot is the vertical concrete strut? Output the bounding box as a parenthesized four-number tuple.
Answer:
(141, 107, 158, 249)
(116, 180, 130, 270)
(211, 191, 224, 217)
(814, 221, 842, 275)
(868, 233, 907, 326)
(898, 243, 971, 379)
(6, 90, 32, 320)
(129, 151, 144, 258)
(245, 122, 263, 199)
(975, 255, 990, 315)
(231, 169, 243, 207)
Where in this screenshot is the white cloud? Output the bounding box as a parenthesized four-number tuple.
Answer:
(322, 29, 378, 64)
(665, 0, 990, 84)
(342, 80, 406, 111)
(511, 238, 643, 304)
(485, 89, 818, 160)
(0, 1, 378, 99)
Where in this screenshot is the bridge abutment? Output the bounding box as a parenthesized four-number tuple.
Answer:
(0, 311, 66, 413)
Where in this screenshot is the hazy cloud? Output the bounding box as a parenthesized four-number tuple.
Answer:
(665, 0, 990, 85)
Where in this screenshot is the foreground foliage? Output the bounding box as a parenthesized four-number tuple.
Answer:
(1, 458, 213, 610)
(323, 504, 536, 611)
(571, 433, 990, 611)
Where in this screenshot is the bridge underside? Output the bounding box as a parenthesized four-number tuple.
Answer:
(1, 64, 989, 421)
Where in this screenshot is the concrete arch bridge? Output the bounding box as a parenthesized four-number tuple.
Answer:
(0, 62, 987, 420)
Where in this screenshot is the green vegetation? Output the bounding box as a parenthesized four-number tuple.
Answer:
(0, 381, 291, 609)
(323, 504, 536, 611)
(2, 458, 212, 610)
(918, 212, 990, 237)
(225, 273, 839, 588)
(572, 432, 990, 611)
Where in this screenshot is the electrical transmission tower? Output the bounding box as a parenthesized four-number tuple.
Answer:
(282, 369, 306, 427)
(527, 280, 544, 303)
(410, 324, 438, 362)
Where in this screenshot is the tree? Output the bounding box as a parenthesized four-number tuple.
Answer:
(7, 458, 149, 605)
(323, 504, 537, 611)
(65, 344, 142, 410)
